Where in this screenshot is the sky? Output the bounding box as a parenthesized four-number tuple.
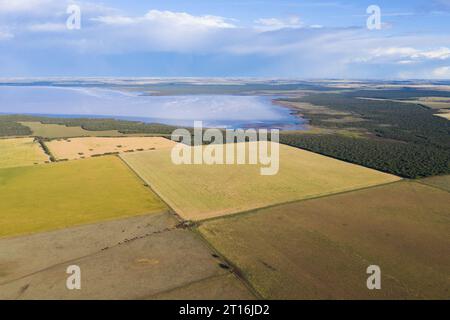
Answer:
(0, 0, 449, 79)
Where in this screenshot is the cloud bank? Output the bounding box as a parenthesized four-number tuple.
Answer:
(0, 0, 449, 78)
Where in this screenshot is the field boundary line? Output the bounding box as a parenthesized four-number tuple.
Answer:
(0, 208, 171, 241)
(415, 179, 450, 194)
(197, 179, 404, 224)
(120, 154, 262, 299)
(35, 137, 56, 162)
(117, 154, 185, 223)
(190, 227, 263, 300)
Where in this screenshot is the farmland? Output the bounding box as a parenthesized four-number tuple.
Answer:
(0, 212, 254, 299)
(0, 138, 49, 169)
(0, 81, 449, 300)
(419, 174, 450, 192)
(0, 156, 167, 238)
(121, 142, 400, 221)
(198, 181, 450, 299)
(20, 121, 124, 138)
(46, 137, 176, 160)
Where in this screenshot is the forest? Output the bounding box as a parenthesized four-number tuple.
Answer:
(0, 115, 178, 136)
(280, 133, 449, 178)
(278, 91, 450, 178)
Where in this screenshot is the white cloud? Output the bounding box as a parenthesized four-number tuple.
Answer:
(368, 46, 450, 63)
(71, 9, 239, 54)
(420, 47, 450, 59)
(94, 10, 236, 29)
(254, 16, 302, 31)
(145, 10, 236, 29)
(0, 0, 116, 37)
(433, 66, 450, 78)
(0, 0, 116, 18)
(93, 15, 135, 25)
(1, 3, 450, 79)
(397, 60, 416, 65)
(0, 0, 55, 13)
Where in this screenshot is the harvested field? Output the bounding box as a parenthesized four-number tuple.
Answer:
(0, 137, 49, 169)
(419, 175, 450, 192)
(0, 212, 254, 300)
(20, 121, 124, 139)
(46, 136, 176, 160)
(121, 142, 400, 221)
(0, 213, 175, 283)
(199, 181, 450, 299)
(0, 156, 167, 238)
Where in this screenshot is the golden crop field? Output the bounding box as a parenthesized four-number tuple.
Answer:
(20, 121, 124, 139)
(121, 142, 400, 220)
(0, 156, 167, 238)
(199, 181, 450, 299)
(46, 136, 177, 160)
(0, 137, 49, 169)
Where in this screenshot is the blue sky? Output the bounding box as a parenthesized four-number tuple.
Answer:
(0, 0, 449, 78)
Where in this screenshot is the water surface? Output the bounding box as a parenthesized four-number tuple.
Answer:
(0, 86, 304, 130)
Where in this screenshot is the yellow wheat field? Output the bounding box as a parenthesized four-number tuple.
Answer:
(0, 137, 49, 169)
(121, 142, 401, 220)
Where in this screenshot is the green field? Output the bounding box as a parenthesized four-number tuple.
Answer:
(121, 142, 400, 220)
(0, 156, 167, 238)
(20, 121, 124, 138)
(0, 138, 49, 169)
(199, 181, 450, 299)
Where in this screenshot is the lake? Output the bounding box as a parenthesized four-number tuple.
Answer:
(0, 86, 305, 130)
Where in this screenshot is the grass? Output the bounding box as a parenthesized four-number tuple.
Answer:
(198, 181, 450, 299)
(0, 138, 49, 169)
(121, 142, 400, 221)
(20, 121, 124, 138)
(46, 137, 176, 160)
(0, 156, 167, 238)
